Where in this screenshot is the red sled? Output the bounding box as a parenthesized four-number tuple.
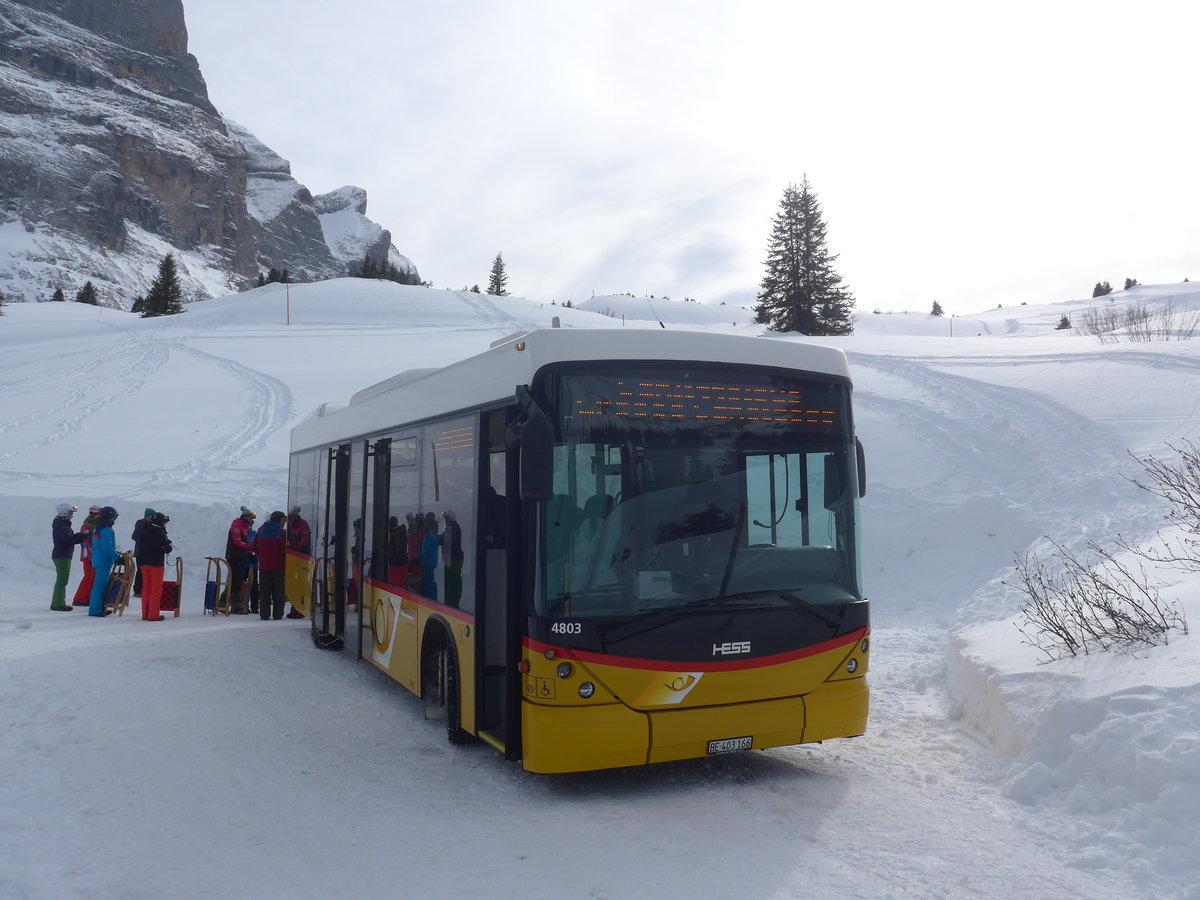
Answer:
(159, 557, 184, 617)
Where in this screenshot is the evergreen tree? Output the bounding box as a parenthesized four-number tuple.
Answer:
(1092, 281, 1113, 298)
(51, 287, 65, 302)
(142, 253, 185, 317)
(0, 288, 6, 315)
(470, 284, 481, 294)
(75, 281, 99, 305)
(1124, 277, 1139, 290)
(930, 300, 944, 317)
(487, 252, 509, 296)
(753, 178, 854, 335)
(1056, 314, 1071, 330)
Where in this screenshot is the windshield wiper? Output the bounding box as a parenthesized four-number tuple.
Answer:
(687, 589, 844, 628)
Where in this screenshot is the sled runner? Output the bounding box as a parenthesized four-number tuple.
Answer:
(204, 557, 230, 616)
(159, 557, 184, 618)
(105, 552, 135, 617)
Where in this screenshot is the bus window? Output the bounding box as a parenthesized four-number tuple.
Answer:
(421, 417, 477, 612)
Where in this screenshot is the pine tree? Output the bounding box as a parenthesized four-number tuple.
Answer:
(1124, 277, 1139, 290)
(487, 252, 509, 296)
(930, 300, 944, 317)
(1092, 281, 1113, 298)
(51, 287, 65, 302)
(75, 281, 99, 305)
(753, 178, 854, 335)
(142, 253, 185, 317)
(0, 288, 6, 315)
(1056, 314, 1071, 330)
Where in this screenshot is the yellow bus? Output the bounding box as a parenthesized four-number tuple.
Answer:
(286, 327, 869, 773)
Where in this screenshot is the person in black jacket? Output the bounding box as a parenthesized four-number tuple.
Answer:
(131, 508, 155, 597)
(134, 511, 173, 621)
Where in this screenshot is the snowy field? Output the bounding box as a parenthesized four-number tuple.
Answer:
(1, 281, 1198, 898)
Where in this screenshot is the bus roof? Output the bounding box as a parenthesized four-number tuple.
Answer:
(291, 328, 850, 453)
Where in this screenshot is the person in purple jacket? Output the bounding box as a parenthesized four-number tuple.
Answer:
(50, 503, 84, 611)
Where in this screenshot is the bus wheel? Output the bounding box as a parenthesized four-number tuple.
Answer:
(424, 628, 470, 745)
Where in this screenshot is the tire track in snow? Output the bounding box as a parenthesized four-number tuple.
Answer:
(849, 351, 1163, 628)
(139, 341, 293, 487)
(0, 336, 171, 461)
(850, 350, 1170, 529)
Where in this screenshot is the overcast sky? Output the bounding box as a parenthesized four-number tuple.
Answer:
(185, 1, 1200, 317)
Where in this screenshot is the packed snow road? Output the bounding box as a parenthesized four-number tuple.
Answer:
(0, 608, 1134, 899)
(4, 286, 1199, 897)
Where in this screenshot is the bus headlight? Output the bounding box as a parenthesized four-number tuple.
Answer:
(556, 661, 573, 679)
(578, 682, 595, 699)
(846, 658, 858, 674)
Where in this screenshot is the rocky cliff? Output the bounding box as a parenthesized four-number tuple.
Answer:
(0, 0, 417, 305)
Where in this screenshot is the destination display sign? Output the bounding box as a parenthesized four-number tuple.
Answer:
(570, 378, 838, 425)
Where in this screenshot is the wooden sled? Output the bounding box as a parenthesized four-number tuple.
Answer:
(105, 551, 136, 617)
(204, 557, 230, 616)
(159, 557, 184, 618)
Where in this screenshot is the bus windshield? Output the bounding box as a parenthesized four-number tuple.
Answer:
(536, 367, 862, 619)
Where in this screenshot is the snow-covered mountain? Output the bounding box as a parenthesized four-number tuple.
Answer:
(0, 0, 417, 307)
(1, 281, 1198, 896)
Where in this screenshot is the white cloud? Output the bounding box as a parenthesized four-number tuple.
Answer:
(186, 0, 1200, 314)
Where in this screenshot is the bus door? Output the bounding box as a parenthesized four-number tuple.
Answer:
(477, 409, 519, 755)
(358, 438, 392, 661)
(314, 442, 351, 651)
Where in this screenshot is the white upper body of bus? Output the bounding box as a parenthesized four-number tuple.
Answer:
(290, 327, 851, 454)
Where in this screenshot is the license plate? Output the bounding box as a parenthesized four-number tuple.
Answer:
(707, 736, 752, 754)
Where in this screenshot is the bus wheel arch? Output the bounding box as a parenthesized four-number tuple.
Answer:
(421, 618, 471, 745)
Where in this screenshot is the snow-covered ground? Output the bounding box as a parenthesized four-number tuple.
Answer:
(1, 281, 1198, 898)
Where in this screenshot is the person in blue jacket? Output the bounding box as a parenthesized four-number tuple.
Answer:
(88, 506, 120, 617)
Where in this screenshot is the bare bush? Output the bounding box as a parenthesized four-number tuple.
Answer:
(1011, 539, 1188, 662)
(1075, 300, 1200, 343)
(1076, 305, 1123, 343)
(1121, 440, 1200, 571)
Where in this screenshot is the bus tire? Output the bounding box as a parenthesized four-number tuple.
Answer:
(424, 625, 471, 745)
(442, 643, 470, 745)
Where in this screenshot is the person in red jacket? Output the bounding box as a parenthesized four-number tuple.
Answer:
(71, 506, 102, 607)
(283, 506, 310, 618)
(253, 510, 288, 620)
(225, 506, 256, 614)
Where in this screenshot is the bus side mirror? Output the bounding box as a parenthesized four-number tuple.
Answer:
(520, 409, 554, 501)
(856, 438, 867, 498)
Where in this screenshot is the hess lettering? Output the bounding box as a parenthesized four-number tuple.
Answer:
(712, 641, 751, 656)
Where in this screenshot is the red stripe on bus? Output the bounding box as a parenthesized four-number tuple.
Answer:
(363, 578, 476, 625)
(525, 626, 867, 672)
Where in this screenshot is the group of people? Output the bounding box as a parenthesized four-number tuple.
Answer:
(48, 501, 318, 621)
(224, 505, 307, 619)
(50, 504, 173, 620)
